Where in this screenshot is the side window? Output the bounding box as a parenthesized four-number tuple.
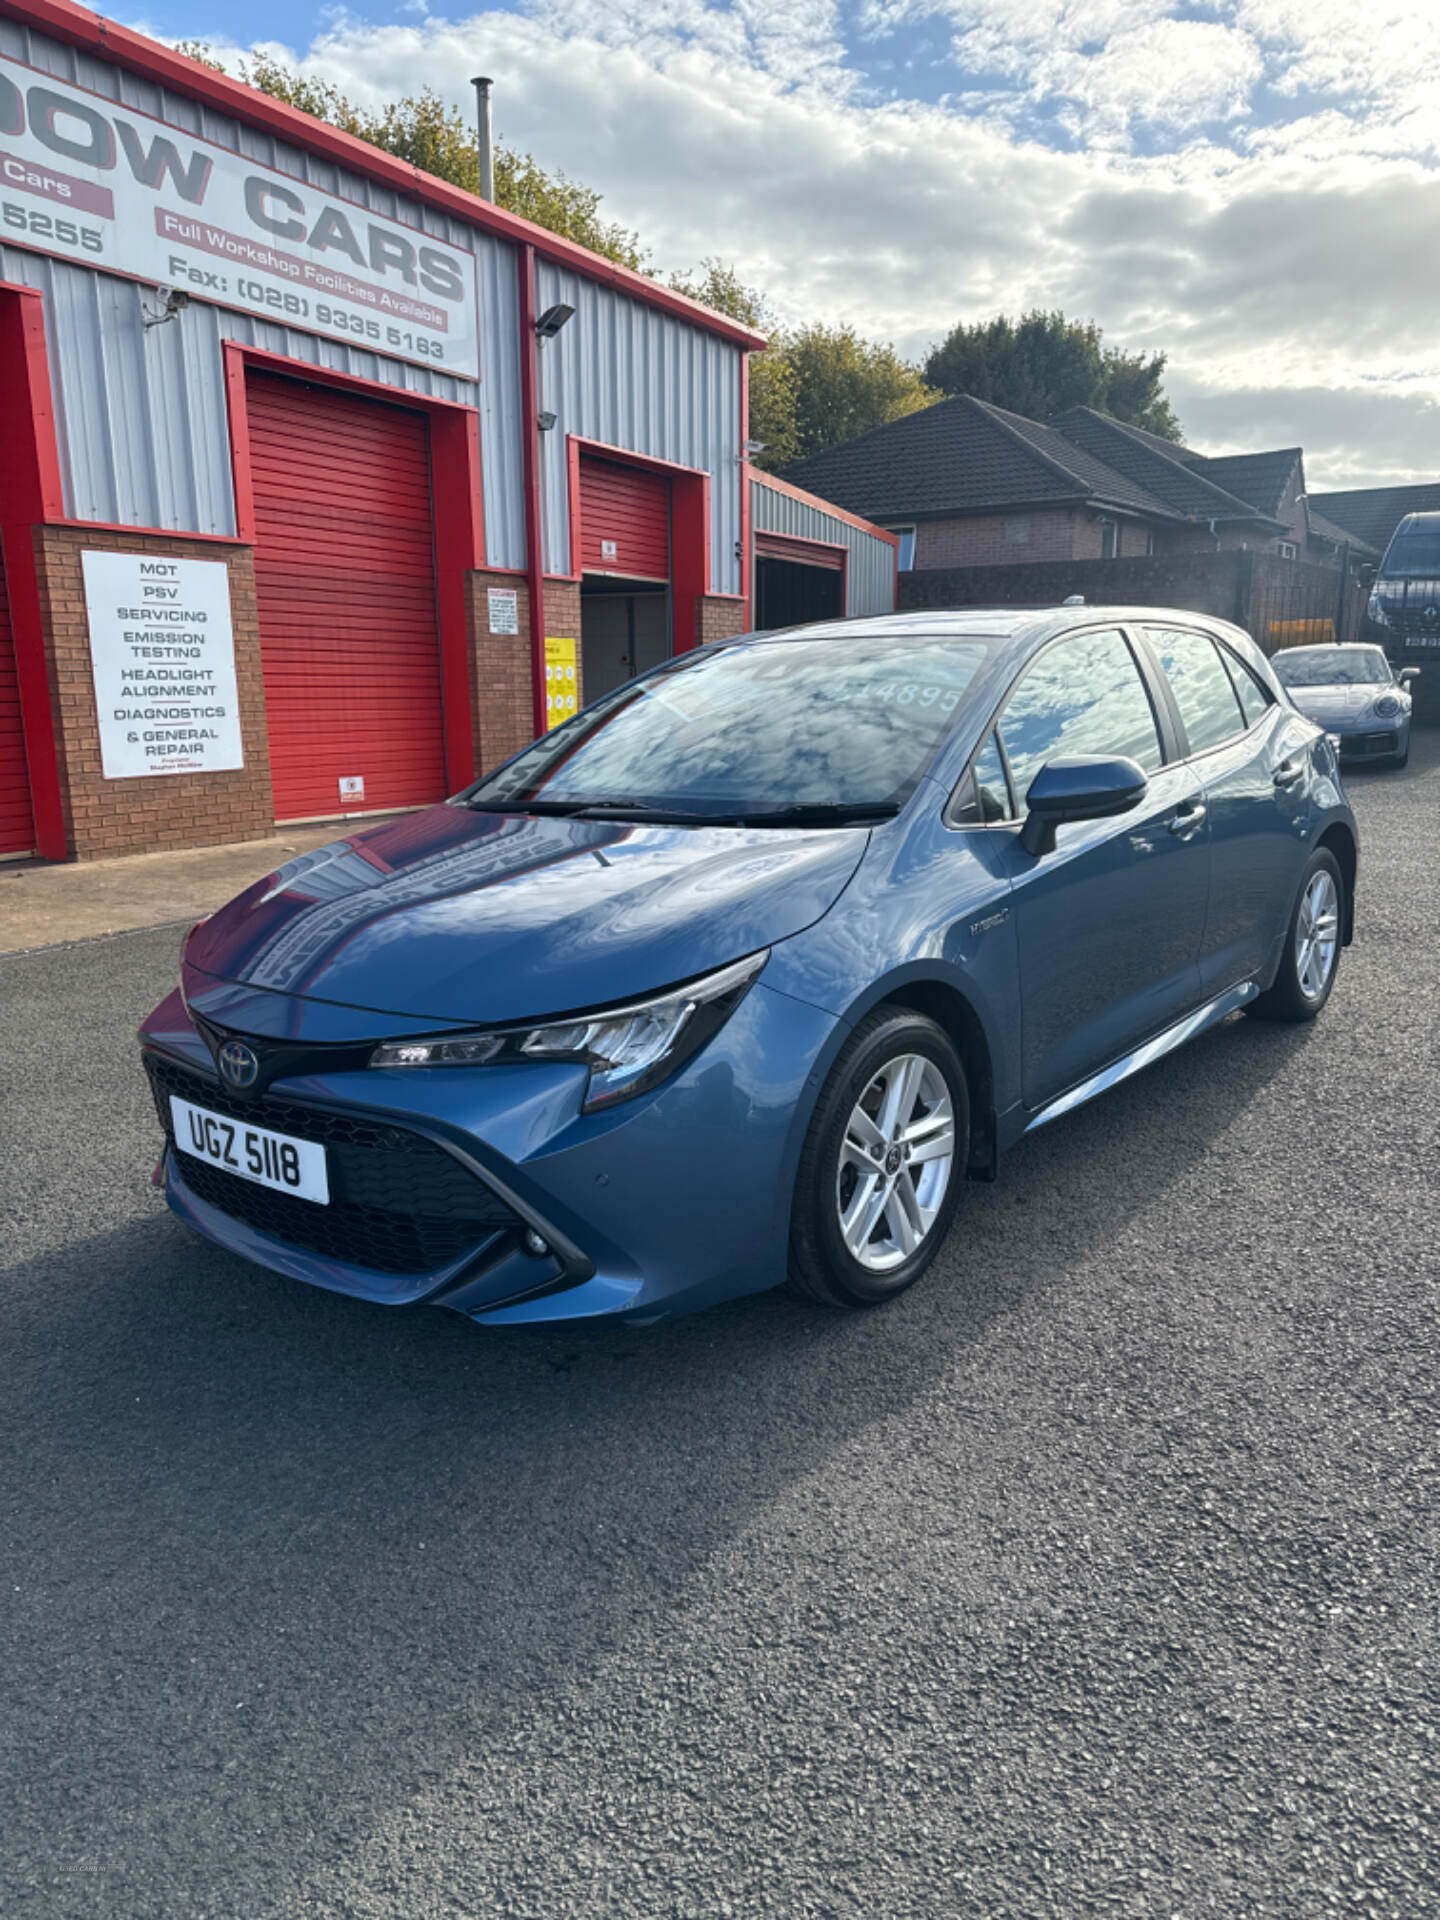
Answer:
(1221, 647, 1274, 728)
(972, 731, 1014, 822)
(998, 628, 1163, 805)
(1148, 627, 1246, 755)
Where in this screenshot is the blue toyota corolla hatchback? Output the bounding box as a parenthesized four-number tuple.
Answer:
(140, 606, 1357, 1324)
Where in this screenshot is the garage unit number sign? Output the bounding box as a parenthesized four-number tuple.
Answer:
(82, 551, 245, 779)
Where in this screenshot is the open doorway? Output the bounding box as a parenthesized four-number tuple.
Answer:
(754, 554, 844, 629)
(580, 577, 671, 702)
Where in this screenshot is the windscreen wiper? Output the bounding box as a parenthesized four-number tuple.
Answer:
(731, 801, 901, 827)
(467, 796, 722, 822)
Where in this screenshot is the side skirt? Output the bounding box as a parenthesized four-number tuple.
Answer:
(1023, 981, 1259, 1135)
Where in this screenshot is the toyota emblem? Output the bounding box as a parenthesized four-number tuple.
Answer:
(217, 1040, 260, 1090)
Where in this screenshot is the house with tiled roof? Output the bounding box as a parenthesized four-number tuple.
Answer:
(1307, 484, 1440, 560)
(782, 399, 1377, 576)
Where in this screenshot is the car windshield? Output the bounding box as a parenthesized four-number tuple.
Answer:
(1380, 527, 1440, 577)
(1274, 647, 1390, 688)
(463, 634, 997, 823)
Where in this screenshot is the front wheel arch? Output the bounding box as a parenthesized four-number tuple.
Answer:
(1316, 821, 1357, 943)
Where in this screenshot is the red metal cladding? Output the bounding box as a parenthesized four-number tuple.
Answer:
(246, 373, 448, 822)
(578, 456, 670, 581)
(755, 531, 845, 570)
(0, 553, 36, 856)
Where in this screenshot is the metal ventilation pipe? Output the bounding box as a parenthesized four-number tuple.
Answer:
(470, 76, 495, 201)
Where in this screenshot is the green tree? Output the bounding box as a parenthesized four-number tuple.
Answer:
(924, 310, 1182, 440)
(784, 324, 941, 463)
(177, 47, 646, 270)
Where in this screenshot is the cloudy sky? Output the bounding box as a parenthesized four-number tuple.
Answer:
(130, 0, 1440, 488)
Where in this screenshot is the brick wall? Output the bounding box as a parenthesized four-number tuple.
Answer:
(898, 548, 1368, 651)
(34, 526, 273, 861)
(915, 511, 1081, 569)
(468, 569, 534, 774)
(696, 595, 749, 646)
(900, 550, 1252, 625)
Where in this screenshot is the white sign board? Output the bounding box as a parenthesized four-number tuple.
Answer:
(81, 551, 244, 779)
(487, 587, 519, 635)
(0, 54, 481, 379)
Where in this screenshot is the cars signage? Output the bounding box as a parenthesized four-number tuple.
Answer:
(0, 53, 481, 378)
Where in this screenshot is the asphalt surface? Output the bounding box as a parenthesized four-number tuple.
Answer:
(3, 740, 1437, 1920)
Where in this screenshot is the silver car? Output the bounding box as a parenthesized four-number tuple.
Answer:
(1272, 644, 1418, 768)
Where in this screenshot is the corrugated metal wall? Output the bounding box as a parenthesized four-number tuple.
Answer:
(752, 478, 897, 617)
(536, 261, 743, 594)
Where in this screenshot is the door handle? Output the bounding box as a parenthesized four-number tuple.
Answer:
(1274, 756, 1305, 788)
(1169, 799, 1207, 837)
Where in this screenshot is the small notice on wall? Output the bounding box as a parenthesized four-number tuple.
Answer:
(544, 636, 579, 730)
(81, 551, 244, 779)
(487, 588, 519, 635)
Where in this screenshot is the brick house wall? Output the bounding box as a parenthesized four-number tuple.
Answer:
(914, 511, 1081, 569)
(33, 526, 273, 862)
(910, 510, 1163, 570)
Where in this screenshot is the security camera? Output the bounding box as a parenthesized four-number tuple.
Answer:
(143, 285, 190, 329)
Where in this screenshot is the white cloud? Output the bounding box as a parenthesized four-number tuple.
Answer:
(166, 3, 1440, 485)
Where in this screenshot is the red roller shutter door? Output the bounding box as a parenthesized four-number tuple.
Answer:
(247, 373, 448, 821)
(578, 456, 670, 580)
(0, 553, 35, 856)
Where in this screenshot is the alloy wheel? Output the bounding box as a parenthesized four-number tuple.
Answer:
(835, 1053, 956, 1273)
(1296, 868, 1339, 1000)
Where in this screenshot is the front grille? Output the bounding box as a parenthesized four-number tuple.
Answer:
(145, 1051, 521, 1275)
(1339, 731, 1397, 757)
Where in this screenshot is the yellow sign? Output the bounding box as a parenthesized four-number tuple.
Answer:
(543, 636, 579, 730)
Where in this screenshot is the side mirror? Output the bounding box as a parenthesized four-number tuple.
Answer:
(1019, 754, 1149, 857)
(1358, 564, 1377, 589)
(1400, 668, 1420, 685)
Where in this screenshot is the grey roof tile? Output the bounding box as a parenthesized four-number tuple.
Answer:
(1308, 484, 1440, 555)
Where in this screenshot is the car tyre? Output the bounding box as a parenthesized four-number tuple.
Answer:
(1247, 846, 1344, 1024)
(788, 1007, 969, 1309)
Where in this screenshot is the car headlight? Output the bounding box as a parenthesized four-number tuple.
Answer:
(1373, 693, 1401, 719)
(1368, 594, 1390, 627)
(368, 950, 769, 1111)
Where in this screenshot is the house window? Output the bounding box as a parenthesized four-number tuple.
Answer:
(1003, 517, 1031, 545)
(1099, 518, 1118, 559)
(893, 527, 916, 571)
(1277, 540, 1297, 559)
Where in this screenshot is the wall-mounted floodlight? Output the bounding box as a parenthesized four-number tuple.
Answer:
(535, 303, 575, 339)
(537, 410, 557, 432)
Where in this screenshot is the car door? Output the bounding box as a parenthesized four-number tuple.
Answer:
(1140, 625, 1312, 993)
(994, 625, 1212, 1110)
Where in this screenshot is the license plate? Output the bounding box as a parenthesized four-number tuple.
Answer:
(171, 1096, 329, 1205)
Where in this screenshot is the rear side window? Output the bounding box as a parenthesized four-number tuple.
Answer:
(1222, 648, 1273, 727)
(1148, 627, 1246, 755)
(998, 628, 1163, 803)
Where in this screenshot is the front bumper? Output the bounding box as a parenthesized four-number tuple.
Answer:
(140, 980, 842, 1325)
(1331, 717, 1409, 761)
